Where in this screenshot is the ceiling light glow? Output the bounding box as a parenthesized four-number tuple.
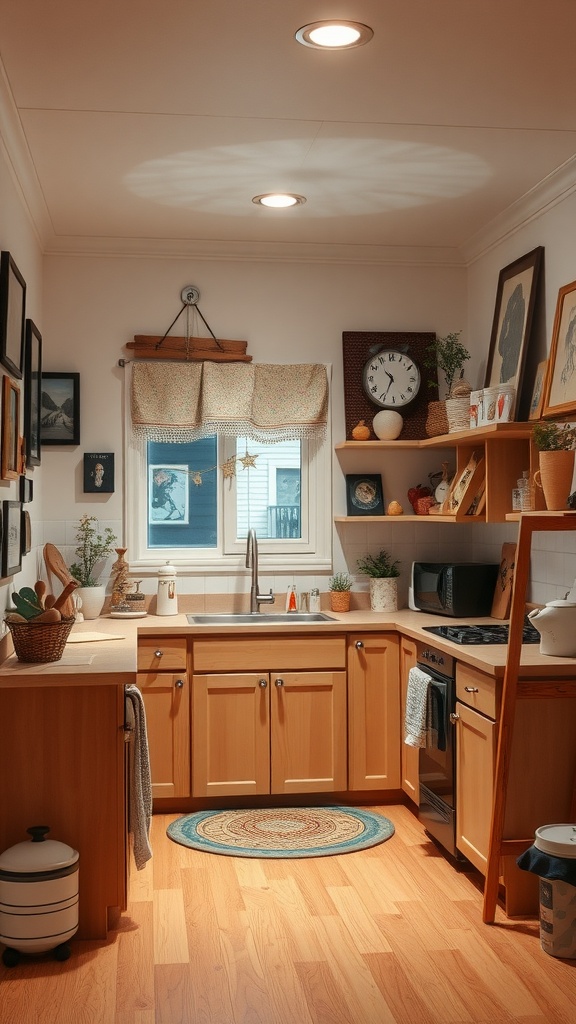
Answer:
(295, 21, 373, 49)
(252, 193, 306, 208)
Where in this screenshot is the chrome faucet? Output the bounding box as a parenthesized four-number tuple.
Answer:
(246, 529, 275, 614)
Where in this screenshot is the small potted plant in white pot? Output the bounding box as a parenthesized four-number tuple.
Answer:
(328, 572, 353, 613)
(533, 421, 576, 510)
(69, 514, 118, 618)
(356, 549, 401, 611)
(424, 331, 471, 434)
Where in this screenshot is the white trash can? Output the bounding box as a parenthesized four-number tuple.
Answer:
(518, 823, 576, 959)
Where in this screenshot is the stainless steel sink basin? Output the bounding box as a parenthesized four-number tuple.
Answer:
(186, 612, 336, 624)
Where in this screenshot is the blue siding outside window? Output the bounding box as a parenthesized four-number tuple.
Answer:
(147, 438, 217, 548)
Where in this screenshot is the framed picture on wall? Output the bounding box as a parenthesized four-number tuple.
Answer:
(41, 372, 80, 445)
(1, 375, 21, 481)
(542, 280, 576, 418)
(484, 246, 543, 419)
(23, 319, 42, 466)
(83, 452, 115, 493)
(21, 508, 31, 556)
(19, 476, 33, 503)
(345, 474, 384, 516)
(0, 251, 26, 379)
(2, 500, 22, 577)
(528, 359, 548, 421)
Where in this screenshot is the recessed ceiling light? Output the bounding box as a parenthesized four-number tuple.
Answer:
(252, 193, 307, 208)
(295, 21, 373, 49)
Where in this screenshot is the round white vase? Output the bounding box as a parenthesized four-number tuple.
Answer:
(372, 410, 403, 440)
(369, 578, 398, 612)
(75, 585, 106, 620)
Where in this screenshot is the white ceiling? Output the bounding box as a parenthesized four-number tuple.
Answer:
(1, 0, 576, 263)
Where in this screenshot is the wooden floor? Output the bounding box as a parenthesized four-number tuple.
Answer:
(1, 804, 576, 1023)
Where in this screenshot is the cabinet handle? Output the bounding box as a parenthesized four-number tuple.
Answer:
(259, 678, 267, 688)
(154, 649, 163, 659)
(464, 686, 479, 693)
(175, 679, 184, 689)
(355, 640, 364, 649)
(449, 712, 460, 724)
(275, 678, 284, 687)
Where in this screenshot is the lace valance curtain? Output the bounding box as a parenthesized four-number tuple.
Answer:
(130, 361, 329, 442)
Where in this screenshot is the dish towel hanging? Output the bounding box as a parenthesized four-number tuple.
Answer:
(125, 684, 153, 869)
(404, 666, 433, 747)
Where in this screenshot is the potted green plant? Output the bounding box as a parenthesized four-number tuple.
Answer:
(424, 332, 472, 435)
(69, 514, 118, 618)
(328, 572, 353, 612)
(357, 550, 401, 611)
(533, 422, 576, 510)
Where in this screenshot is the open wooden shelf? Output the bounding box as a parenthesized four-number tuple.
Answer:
(335, 422, 535, 451)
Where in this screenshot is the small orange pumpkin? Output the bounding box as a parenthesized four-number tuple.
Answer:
(351, 420, 371, 441)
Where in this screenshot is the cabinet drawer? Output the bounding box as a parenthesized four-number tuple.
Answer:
(137, 638, 187, 671)
(456, 663, 499, 720)
(192, 637, 346, 672)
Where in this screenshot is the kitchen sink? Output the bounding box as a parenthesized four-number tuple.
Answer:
(186, 612, 336, 624)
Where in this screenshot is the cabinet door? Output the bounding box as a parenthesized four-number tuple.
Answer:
(270, 671, 347, 794)
(399, 635, 419, 804)
(192, 673, 270, 797)
(138, 671, 190, 799)
(347, 634, 401, 791)
(455, 700, 496, 873)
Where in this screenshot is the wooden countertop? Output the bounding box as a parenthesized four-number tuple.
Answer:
(2, 606, 576, 686)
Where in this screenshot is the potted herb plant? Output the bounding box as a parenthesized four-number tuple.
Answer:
(328, 572, 353, 613)
(356, 550, 401, 611)
(533, 422, 576, 510)
(69, 514, 118, 618)
(424, 331, 471, 435)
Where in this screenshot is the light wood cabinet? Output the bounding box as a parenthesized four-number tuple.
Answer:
(455, 700, 496, 873)
(347, 633, 401, 791)
(137, 670, 190, 799)
(192, 637, 347, 798)
(399, 635, 419, 804)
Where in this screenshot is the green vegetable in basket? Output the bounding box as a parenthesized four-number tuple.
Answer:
(11, 587, 44, 620)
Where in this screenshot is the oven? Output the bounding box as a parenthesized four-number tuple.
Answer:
(415, 640, 462, 860)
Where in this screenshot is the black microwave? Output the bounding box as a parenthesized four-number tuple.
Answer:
(412, 561, 499, 618)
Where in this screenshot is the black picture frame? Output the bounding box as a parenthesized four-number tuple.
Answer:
(19, 476, 33, 503)
(41, 372, 80, 446)
(484, 246, 544, 420)
(0, 251, 26, 379)
(23, 319, 42, 467)
(2, 500, 22, 577)
(21, 509, 31, 556)
(345, 474, 384, 516)
(83, 452, 115, 493)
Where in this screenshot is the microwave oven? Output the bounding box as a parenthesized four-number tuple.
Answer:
(412, 561, 499, 618)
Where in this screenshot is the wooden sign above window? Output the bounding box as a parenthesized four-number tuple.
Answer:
(125, 335, 252, 363)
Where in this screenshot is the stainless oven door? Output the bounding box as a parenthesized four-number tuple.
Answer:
(417, 670, 461, 860)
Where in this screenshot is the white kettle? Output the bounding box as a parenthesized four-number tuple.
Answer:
(528, 600, 576, 657)
(156, 561, 178, 616)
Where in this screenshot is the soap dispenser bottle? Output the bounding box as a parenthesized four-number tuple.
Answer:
(157, 561, 178, 615)
(286, 584, 297, 612)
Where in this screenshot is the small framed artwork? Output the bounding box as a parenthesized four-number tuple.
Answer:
(41, 372, 80, 445)
(484, 246, 544, 419)
(2, 500, 22, 577)
(23, 319, 42, 466)
(542, 280, 576, 418)
(149, 465, 190, 522)
(345, 474, 384, 516)
(1, 375, 21, 481)
(528, 359, 548, 421)
(84, 452, 115, 493)
(19, 476, 33, 503)
(21, 509, 31, 556)
(0, 251, 26, 379)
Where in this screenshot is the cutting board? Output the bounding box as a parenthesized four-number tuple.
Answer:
(491, 542, 517, 619)
(43, 543, 79, 618)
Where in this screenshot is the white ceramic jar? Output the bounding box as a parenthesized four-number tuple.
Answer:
(156, 561, 178, 615)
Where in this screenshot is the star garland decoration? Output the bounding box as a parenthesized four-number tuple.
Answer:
(187, 449, 259, 486)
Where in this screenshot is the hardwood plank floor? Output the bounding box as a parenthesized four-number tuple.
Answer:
(1, 803, 576, 1023)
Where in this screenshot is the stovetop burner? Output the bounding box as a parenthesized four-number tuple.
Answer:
(423, 618, 540, 645)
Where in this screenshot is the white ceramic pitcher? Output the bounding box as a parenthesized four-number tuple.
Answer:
(528, 600, 576, 657)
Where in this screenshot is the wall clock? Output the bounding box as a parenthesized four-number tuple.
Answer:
(362, 348, 421, 409)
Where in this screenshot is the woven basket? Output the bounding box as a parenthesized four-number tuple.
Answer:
(6, 616, 75, 663)
(425, 400, 449, 438)
(446, 396, 471, 433)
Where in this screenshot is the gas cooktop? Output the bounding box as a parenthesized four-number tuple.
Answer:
(423, 620, 540, 645)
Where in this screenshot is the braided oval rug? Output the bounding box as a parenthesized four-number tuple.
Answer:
(166, 806, 395, 858)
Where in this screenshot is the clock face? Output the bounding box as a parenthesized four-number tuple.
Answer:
(362, 349, 421, 409)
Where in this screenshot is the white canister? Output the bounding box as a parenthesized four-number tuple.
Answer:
(157, 561, 178, 616)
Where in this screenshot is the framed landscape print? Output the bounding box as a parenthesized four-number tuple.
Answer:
(41, 372, 80, 445)
(23, 319, 42, 466)
(1, 375, 20, 481)
(0, 251, 26, 379)
(484, 246, 543, 419)
(2, 500, 22, 577)
(345, 474, 384, 516)
(542, 280, 576, 418)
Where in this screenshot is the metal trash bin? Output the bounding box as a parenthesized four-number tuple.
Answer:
(517, 823, 576, 959)
(0, 826, 79, 967)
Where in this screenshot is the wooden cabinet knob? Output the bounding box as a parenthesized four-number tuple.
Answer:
(175, 679, 184, 689)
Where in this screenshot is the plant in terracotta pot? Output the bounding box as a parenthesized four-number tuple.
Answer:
(533, 422, 576, 511)
(328, 572, 353, 612)
(69, 514, 118, 618)
(356, 550, 401, 611)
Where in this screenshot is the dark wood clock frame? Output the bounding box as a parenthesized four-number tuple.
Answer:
(342, 331, 439, 441)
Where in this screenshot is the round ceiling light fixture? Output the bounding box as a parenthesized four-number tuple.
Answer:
(295, 21, 374, 49)
(252, 193, 307, 208)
